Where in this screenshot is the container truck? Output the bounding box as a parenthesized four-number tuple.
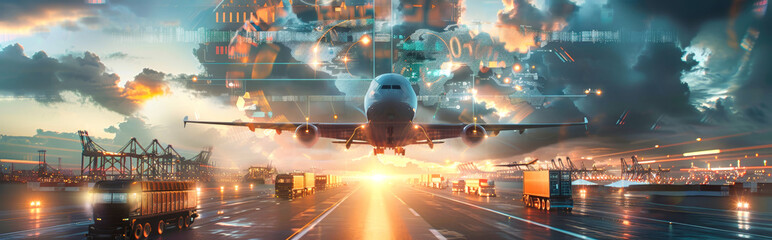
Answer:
(522, 170, 573, 211)
(275, 173, 316, 198)
(465, 179, 496, 197)
(451, 180, 465, 192)
(430, 174, 446, 189)
(303, 172, 315, 194)
(85, 180, 198, 240)
(420, 174, 430, 187)
(315, 175, 329, 191)
(315, 175, 342, 190)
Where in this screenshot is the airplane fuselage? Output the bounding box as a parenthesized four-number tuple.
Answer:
(363, 74, 419, 152)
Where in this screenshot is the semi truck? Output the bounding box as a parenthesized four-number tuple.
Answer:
(275, 173, 315, 198)
(86, 180, 198, 240)
(315, 175, 343, 190)
(451, 180, 465, 192)
(419, 174, 446, 189)
(464, 179, 496, 197)
(522, 170, 573, 211)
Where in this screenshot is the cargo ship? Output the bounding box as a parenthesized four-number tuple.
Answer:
(244, 164, 277, 185)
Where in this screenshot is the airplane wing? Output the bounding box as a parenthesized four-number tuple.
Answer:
(421, 117, 588, 141)
(183, 117, 365, 141)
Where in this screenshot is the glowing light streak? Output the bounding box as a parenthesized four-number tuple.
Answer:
(683, 149, 721, 157)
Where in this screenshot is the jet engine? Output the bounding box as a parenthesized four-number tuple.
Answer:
(294, 124, 319, 147)
(461, 124, 486, 147)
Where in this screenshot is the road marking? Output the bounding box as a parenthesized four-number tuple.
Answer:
(412, 188, 595, 240)
(408, 208, 420, 217)
(392, 193, 407, 205)
(429, 229, 447, 240)
(287, 186, 360, 240)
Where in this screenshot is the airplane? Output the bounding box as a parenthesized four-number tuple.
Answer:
(495, 158, 539, 167)
(184, 73, 588, 155)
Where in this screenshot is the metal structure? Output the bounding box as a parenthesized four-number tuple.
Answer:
(78, 130, 214, 181)
(31, 150, 60, 181)
(620, 156, 670, 182)
(494, 157, 606, 180)
(457, 162, 488, 177)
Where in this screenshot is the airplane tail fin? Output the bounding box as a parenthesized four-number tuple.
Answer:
(183, 116, 189, 128)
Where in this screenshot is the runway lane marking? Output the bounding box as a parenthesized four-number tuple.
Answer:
(287, 186, 361, 240)
(411, 188, 595, 240)
(409, 208, 420, 217)
(429, 229, 447, 240)
(392, 193, 408, 205)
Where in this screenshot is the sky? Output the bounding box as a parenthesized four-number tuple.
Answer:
(0, 0, 770, 174)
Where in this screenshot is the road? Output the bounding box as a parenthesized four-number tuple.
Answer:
(0, 180, 770, 239)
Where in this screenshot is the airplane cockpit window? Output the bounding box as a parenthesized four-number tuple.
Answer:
(381, 85, 401, 90)
(381, 85, 392, 89)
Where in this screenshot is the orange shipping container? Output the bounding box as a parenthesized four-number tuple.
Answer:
(523, 171, 551, 198)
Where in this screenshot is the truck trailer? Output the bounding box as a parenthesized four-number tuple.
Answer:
(430, 174, 446, 189)
(86, 180, 198, 240)
(275, 173, 316, 198)
(522, 170, 573, 211)
(451, 180, 465, 192)
(315, 175, 342, 191)
(464, 179, 496, 197)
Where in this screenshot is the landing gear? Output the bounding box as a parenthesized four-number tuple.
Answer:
(373, 148, 385, 155)
(394, 147, 405, 155)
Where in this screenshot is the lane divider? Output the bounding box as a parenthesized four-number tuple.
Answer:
(411, 187, 595, 240)
(287, 186, 361, 240)
(429, 229, 447, 240)
(408, 208, 420, 217)
(392, 192, 408, 206)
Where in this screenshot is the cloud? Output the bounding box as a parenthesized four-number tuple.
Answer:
(0, 0, 98, 35)
(104, 52, 130, 60)
(0, 43, 169, 115)
(606, 0, 753, 45)
(494, 0, 578, 53)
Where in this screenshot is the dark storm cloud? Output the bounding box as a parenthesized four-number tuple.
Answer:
(0, 43, 170, 115)
(541, 42, 699, 134)
(606, 0, 754, 45)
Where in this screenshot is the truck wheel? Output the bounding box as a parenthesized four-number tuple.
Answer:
(177, 216, 184, 230)
(132, 224, 143, 240)
(185, 215, 192, 228)
(546, 200, 551, 211)
(157, 220, 165, 235)
(142, 222, 151, 238)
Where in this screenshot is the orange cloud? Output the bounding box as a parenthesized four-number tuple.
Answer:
(122, 69, 170, 103)
(496, 25, 537, 53)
